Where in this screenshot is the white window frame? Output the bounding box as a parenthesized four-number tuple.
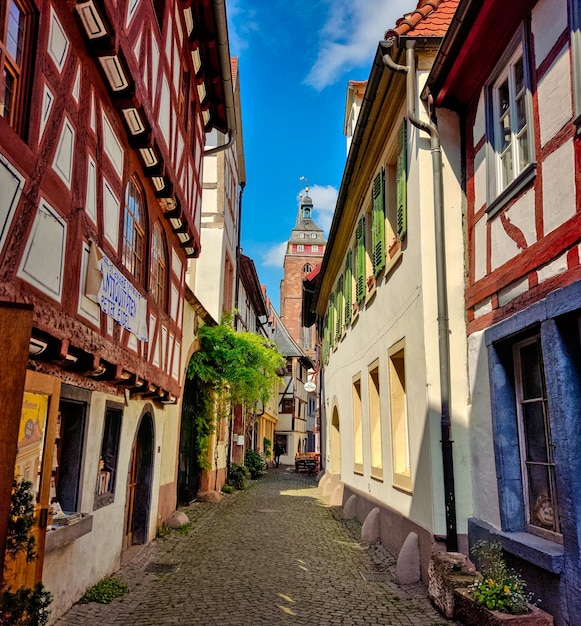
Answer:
(486, 27, 535, 213)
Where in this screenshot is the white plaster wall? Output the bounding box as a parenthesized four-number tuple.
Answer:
(474, 216, 487, 281)
(532, 0, 569, 67)
(538, 251, 568, 283)
(474, 146, 487, 213)
(490, 189, 535, 270)
(542, 139, 576, 235)
(537, 46, 572, 147)
(498, 276, 529, 307)
(192, 226, 225, 322)
(467, 331, 501, 528)
(473, 90, 485, 146)
(43, 395, 164, 622)
(321, 97, 470, 537)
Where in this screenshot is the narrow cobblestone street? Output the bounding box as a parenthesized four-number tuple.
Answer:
(56, 468, 452, 625)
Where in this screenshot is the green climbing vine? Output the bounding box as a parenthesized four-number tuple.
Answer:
(186, 317, 284, 467)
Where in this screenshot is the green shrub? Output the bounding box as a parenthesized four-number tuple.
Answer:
(245, 449, 266, 479)
(0, 480, 52, 626)
(220, 484, 234, 494)
(0, 583, 52, 626)
(80, 577, 128, 604)
(263, 438, 272, 460)
(227, 463, 250, 490)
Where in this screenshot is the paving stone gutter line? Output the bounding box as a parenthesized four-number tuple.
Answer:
(55, 467, 455, 626)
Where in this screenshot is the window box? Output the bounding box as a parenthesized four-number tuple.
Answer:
(45, 513, 93, 552)
(366, 275, 376, 292)
(453, 588, 553, 626)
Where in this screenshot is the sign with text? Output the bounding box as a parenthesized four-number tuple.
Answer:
(86, 242, 148, 341)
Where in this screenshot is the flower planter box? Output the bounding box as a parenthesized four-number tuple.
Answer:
(453, 588, 553, 626)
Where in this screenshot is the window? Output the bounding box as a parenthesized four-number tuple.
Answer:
(95, 407, 122, 507)
(302, 263, 312, 275)
(297, 244, 304, 252)
(122, 178, 145, 282)
(389, 341, 411, 492)
(299, 232, 305, 239)
(355, 216, 366, 304)
(328, 293, 335, 348)
(0, 0, 34, 135)
(344, 250, 353, 325)
(312, 245, 319, 252)
(301, 324, 313, 351)
(396, 120, 407, 241)
(53, 398, 87, 513)
(371, 169, 386, 276)
(368, 362, 382, 479)
(488, 34, 534, 199)
(311, 233, 317, 239)
(352, 376, 363, 474)
(513, 336, 560, 537)
(223, 254, 234, 312)
(150, 222, 167, 308)
(335, 275, 343, 341)
(281, 397, 294, 414)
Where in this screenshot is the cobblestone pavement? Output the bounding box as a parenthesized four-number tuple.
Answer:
(56, 467, 454, 625)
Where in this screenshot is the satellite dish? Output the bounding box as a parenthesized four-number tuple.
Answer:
(304, 381, 316, 392)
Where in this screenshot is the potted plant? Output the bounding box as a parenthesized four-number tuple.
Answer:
(453, 541, 553, 625)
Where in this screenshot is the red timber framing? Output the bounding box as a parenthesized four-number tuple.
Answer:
(428, 0, 581, 336)
(0, 0, 232, 401)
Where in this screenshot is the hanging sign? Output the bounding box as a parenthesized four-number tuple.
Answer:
(85, 242, 148, 341)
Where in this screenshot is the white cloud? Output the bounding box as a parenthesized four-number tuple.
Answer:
(304, 0, 410, 90)
(262, 242, 287, 267)
(304, 184, 338, 235)
(226, 0, 259, 55)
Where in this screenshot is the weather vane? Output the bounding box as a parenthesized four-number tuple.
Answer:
(299, 176, 309, 201)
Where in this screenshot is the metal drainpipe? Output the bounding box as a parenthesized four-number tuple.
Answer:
(382, 38, 458, 552)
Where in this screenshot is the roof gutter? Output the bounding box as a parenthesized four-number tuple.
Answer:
(383, 37, 458, 552)
(204, 0, 237, 156)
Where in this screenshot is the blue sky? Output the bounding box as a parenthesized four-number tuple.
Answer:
(227, 0, 410, 310)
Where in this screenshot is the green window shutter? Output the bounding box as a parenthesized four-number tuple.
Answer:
(344, 250, 353, 325)
(355, 216, 366, 303)
(372, 169, 386, 277)
(328, 295, 335, 348)
(322, 316, 329, 364)
(336, 275, 343, 340)
(397, 119, 408, 241)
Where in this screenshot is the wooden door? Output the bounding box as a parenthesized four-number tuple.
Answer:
(4, 371, 60, 589)
(123, 441, 138, 550)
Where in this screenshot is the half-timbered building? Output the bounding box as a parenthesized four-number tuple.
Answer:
(0, 0, 234, 618)
(428, 0, 581, 623)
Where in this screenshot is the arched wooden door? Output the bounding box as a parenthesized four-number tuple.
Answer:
(124, 413, 154, 549)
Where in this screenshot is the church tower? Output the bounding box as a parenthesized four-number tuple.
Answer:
(280, 190, 326, 360)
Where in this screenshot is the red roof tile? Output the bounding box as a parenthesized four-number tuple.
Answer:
(385, 0, 459, 39)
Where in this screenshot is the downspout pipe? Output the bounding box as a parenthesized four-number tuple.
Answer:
(382, 38, 458, 552)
